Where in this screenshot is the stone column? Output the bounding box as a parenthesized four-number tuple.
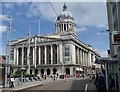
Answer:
(51, 45, 53, 64)
(16, 48, 18, 65)
(62, 24, 64, 31)
(87, 52, 89, 66)
(22, 44, 24, 66)
(34, 37, 37, 68)
(82, 50, 84, 66)
(66, 23, 67, 31)
(60, 24, 62, 32)
(57, 45, 59, 64)
(39, 47, 41, 65)
(88, 51, 91, 66)
(93, 54, 95, 65)
(84, 52, 86, 66)
(79, 49, 82, 65)
(45, 46, 47, 64)
(77, 48, 79, 65)
(33, 47, 35, 65)
(70, 44, 76, 64)
(13, 48, 16, 65)
(59, 43, 63, 64)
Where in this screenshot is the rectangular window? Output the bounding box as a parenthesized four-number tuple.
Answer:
(64, 45, 70, 61)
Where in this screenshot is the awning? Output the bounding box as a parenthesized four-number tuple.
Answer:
(95, 57, 118, 64)
(76, 68, 83, 71)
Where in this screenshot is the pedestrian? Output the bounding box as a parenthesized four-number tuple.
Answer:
(109, 75, 115, 91)
(66, 75, 68, 82)
(94, 73, 99, 88)
(53, 74, 55, 81)
(44, 74, 46, 80)
(10, 77, 14, 88)
(97, 72, 107, 92)
(37, 74, 41, 81)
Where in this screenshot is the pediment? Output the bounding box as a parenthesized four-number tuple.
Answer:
(11, 35, 61, 45)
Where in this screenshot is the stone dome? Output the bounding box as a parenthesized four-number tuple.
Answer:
(57, 3, 74, 21)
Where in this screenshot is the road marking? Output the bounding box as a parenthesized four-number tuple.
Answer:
(85, 84, 88, 92)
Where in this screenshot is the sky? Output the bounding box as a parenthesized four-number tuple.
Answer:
(0, 0, 109, 57)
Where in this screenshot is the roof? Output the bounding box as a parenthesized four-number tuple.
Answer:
(95, 57, 118, 64)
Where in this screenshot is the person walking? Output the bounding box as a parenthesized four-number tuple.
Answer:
(94, 73, 99, 88)
(97, 72, 107, 92)
(44, 74, 46, 80)
(53, 74, 56, 81)
(109, 75, 115, 91)
(10, 77, 15, 88)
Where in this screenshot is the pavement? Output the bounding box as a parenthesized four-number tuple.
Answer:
(1, 77, 63, 92)
(1, 77, 97, 92)
(87, 82, 97, 91)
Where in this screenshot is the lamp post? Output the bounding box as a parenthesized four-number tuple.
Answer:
(5, 16, 12, 88)
(20, 67, 26, 85)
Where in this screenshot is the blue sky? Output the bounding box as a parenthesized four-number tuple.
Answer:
(1, 1, 109, 57)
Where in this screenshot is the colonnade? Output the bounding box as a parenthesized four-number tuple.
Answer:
(13, 44, 60, 66)
(75, 46, 96, 67)
(56, 22, 75, 32)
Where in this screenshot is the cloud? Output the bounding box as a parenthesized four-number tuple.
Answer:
(99, 50, 108, 57)
(25, 2, 107, 28)
(96, 32, 102, 35)
(95, 49, 108, 57)
(2, 0, 106, 2)
(3, 2, 14, 9)
(76, 27, 87, 32)
(16, 12, 22, 16)
(26, 2, 58, 21)
(2, 2, 107, 28)
(0, 15, 11, 20)
(0, 25, 7, 33)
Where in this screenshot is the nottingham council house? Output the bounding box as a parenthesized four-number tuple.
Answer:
(10, 4, 100, 77)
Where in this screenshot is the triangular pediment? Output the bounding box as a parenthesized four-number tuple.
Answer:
(11, 35, 61, 45)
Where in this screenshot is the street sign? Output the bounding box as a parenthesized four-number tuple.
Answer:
(112, 31, 120, 45)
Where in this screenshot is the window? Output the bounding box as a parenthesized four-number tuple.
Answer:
(64, 45, 70, 61)
(65, 45, 69, 56)
(64, 24, 66, 31)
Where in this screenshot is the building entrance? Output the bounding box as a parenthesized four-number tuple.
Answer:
(53, 68, 57, 74)
(47, 68, 50, 75)
(66, 68, 70, 75)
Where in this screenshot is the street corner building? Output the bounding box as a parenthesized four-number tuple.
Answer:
(9, 4, 100, 77)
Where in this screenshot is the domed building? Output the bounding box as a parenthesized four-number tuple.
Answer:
(10, 3, 100, 78)
(55, 4, 75, 35)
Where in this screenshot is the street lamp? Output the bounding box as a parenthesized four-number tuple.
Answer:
(20, 67, 26, 84)
(4, 16, 12, 88)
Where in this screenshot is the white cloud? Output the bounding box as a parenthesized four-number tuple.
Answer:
(0, 15, 11, 20)
(2, 2, 107, 28)
(99, 50, 108, 57)
(76, 27, 87, 32)
(25, 2, 107, 28)
(95, 49, 108, 57)
(0, 25, 7, 33)
(3, 2, 14, 9)
(2, 0, 106, 2)
(96, 32, 102, 35)
(16, 12, 22, 16)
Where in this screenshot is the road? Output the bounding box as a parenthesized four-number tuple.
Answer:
(22, 78, 97, 91)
